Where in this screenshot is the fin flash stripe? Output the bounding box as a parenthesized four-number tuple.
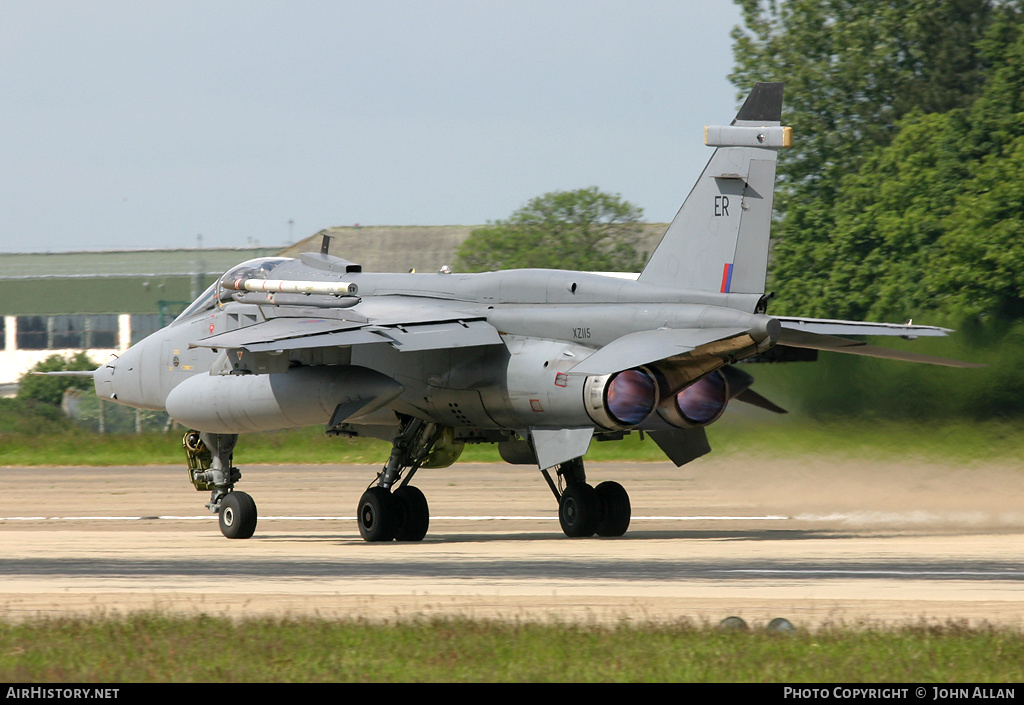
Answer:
(720, 263, 734, 293)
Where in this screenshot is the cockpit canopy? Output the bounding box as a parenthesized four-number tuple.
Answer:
(219, 257, 292, 292)
(174, 257, 295, 322)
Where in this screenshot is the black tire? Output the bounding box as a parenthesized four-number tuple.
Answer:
(358, 486, 398, 542)
(595, 481, 631, 537)
(558, 483, 599, 538)
(219, 491, 258, 539)
(393, 485, 430, 542)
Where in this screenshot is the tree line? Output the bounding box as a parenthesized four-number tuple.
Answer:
(732, 0, 1024, 325)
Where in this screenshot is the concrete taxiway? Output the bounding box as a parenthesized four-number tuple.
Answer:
(1, 458, 1022, 628)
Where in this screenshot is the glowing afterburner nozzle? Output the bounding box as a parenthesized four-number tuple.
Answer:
(605, 368, 658, 426)
(673, 372, 727, 425)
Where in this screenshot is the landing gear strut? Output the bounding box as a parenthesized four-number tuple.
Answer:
(184, 430, 258, 539)
(542, 457, 631, 538)
(357, 416, 438, 542)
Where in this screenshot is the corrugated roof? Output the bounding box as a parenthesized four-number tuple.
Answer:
(0, 247, 281, 279)
(280, 224, 667, 273)
(1, 221, 669, 280)
(279, 226, 476, 273)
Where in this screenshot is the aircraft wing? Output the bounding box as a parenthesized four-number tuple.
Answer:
(776, 317, 983, 368)
(192, 311, 503, 353)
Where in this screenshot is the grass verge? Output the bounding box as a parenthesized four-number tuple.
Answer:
(0, 614, 1021, 682)
(1, 416, 1022, 467)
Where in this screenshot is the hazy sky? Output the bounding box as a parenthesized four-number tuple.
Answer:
(1, 1, 746, 253)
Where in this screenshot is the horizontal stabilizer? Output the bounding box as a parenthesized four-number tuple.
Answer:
(778, 327, 983, 368)
(778, 317, 951, 338)
(568, 327, 749, 376)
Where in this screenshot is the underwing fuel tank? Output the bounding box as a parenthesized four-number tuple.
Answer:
(164, 366, 403, 434)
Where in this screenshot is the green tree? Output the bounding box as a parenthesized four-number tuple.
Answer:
(926, 135, 1024, 320)
(732, 0, 993, 203)
(731, 0, 999, 317)
(17, 353, 96, 407)
(760, 1, 1024, 323)
(778, 110, 969, 320)
(923, 5, 1024, 321)
(454, 187, 647, 273)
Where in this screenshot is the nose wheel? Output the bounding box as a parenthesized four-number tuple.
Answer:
(218, 491, 258, 539)
(184, 431, 259, 540)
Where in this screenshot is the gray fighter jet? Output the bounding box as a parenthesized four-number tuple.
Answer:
(88, 83, 977, 541)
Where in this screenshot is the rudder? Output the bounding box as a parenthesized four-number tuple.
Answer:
(638, 83, 788, 297)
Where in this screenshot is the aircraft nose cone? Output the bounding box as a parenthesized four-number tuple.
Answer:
(93, 339, 151, 406)
(93, 361, 116, 400)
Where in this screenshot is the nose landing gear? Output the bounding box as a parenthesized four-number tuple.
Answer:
(184, 430, 257, 539)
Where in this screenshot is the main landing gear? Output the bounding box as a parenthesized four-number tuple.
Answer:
(541, 457, 631, 538)
(356, 416, 439, 542)
(182, 423, 628, 542)
(184, 430, 258, 539)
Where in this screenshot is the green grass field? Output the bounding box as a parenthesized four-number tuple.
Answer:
(1, 614, 1021, 682)
(2, 397, 1022, 467)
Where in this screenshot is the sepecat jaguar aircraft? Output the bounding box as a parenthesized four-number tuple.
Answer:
(87, 83, 978, 541)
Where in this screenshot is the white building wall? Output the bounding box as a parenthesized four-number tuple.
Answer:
(0, 314, 128, 387)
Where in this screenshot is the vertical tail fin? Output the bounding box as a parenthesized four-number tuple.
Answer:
(638, 83, 788, 297)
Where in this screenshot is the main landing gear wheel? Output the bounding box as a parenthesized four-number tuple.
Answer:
(394, 485, 430, 542)
(357, 485, 431, 542)
(219, 491, 258, 539)
(595, 481, 631, 537)
(548, 457, 631, 539)
(358, 486, 398, 542)
(558, 483, 600, 538)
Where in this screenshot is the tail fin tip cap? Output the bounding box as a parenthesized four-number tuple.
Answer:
(734, 82, 784, 122)
(705, 125, 792, 148)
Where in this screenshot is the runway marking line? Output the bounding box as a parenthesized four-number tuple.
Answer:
(0, 514, 790, 522)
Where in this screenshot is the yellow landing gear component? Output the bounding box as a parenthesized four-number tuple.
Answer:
(182, 430, 214, 491)
(420, 426, 465, 469)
